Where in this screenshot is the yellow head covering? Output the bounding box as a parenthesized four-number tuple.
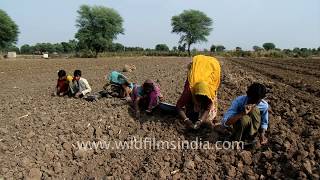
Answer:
(188, 55, 221, 102)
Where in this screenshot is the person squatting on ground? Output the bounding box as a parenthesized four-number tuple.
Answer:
(55, 70, 73, 96)
(69, 70, 92, 98)
(103, 71, 134, 98)
(222, 82, 269, 145)
(131, 79, 164, 118)
(176, 55, 221, 129)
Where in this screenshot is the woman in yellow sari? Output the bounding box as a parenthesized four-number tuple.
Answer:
(176, 55, 221, 129)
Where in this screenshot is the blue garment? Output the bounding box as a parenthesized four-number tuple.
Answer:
(128, 83, 134, 90)
(133, 84, 144, 97)
(222, 95, 269, 130)
(108, 71, 128, 85)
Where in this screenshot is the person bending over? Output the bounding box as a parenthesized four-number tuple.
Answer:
(131, 79, 163, 118)
(176, 55, 221, 129)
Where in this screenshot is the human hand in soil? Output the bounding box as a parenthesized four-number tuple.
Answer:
(184, 118, 194, 129)
(213, 124, 229, 135)
(75, 92, 82, 98)
(194, 121, 201, 129)
(201, 120, 214, 129)
(243, 104, 256, 115)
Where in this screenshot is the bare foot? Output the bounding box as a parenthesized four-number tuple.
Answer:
(260, 137, 268, 145)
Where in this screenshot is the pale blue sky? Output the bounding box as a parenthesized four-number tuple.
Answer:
(0, 0, 319, 50)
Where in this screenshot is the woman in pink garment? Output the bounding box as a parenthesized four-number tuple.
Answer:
(131, 79, 164, 118)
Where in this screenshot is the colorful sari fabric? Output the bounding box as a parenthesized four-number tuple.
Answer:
(131, 79, 163, 110)
(177, 55, 221, 122)
(188, 55, 221, 102)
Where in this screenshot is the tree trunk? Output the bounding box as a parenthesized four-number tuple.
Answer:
(187, 43, 191, 57)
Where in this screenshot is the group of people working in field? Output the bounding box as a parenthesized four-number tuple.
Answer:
(54, 55, 269, 146)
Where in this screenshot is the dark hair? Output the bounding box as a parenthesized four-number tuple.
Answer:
(246, 83, 267, 100)
(74, 70, 82, 77)
(142, 82, 154, 94)
(195, 95, 211, 110)
(123, 81, 130, 86)
(58, 70, 66, 78)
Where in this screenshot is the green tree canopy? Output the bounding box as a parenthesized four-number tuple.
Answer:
(155, 44, 170, 51)
(235, 47, 242, 51)
(61, 41, 76, 53)
(124, 47, 144, 51)
(171, 9, 212, 56)
(53, 43, 63, 53)
(20, 44, 33, 54)
(172, 46, 178, 51)
(263, 43, 276, 51)
(178, 44, 186, 52)
(75, 5, 124, 58)
(33, 43, 55, 54)
(0, 9, 19, 51)
(216, 45, 225, 52)
(210, 45, 216, 52)
(253, 45, 263, 51)
(5, 45, 19, 53)
(106, 43, 125, 52)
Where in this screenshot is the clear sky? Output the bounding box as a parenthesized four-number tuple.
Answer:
(0, 0, 319, 50)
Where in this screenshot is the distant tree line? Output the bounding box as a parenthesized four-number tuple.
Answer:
(1, 6, 319, 59)
(5, 40, 320, 59)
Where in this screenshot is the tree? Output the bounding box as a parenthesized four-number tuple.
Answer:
(293, 47, 300, 54)
(235, 47, 242, 51)
(20, 44, 33, 54)
(53, 43, 64, 53)
(263, 43, 275, 51)
(75, 5, 124, 58)
(216, 45, 225, 52)
(210, 45, 216, 52)
(125, 47, 144, 51)
(253, 45, 263, 51)
(33, 43, 55, 54)
(171, 9, 213, 56)
(300, 48, 312, 58)
(5, 45, 19, 53)
(61, 42, 73, 53)
(172, 46, 177, 51)
(178, 44, 186, 52)
(112, 43, 125, 52)
(0, 9, 19, 51)
(282, 49, 292, 55)
(155, 44, 169, 51)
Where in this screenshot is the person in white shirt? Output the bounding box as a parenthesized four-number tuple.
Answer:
(70, 70, 92, 98)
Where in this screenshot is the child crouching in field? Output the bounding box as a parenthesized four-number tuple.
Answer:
(69, 70, 92, 98)
(131, 79, 164, 118)
(222, 83, 269, 145)
(54, 70, 73, 96)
